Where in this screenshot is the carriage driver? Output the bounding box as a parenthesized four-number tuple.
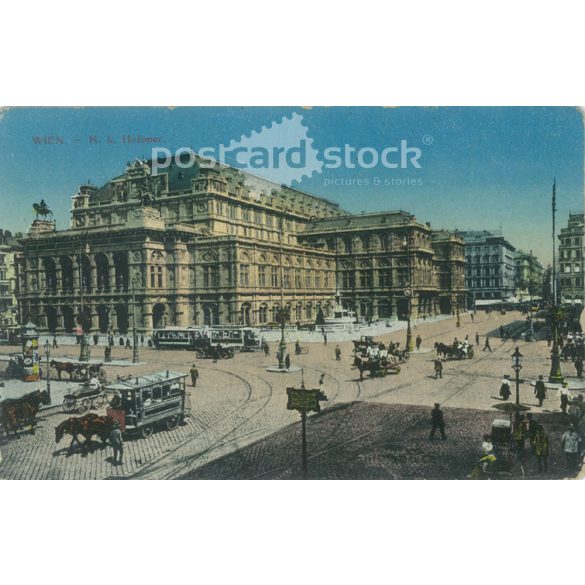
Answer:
(88, 375, 101, 392)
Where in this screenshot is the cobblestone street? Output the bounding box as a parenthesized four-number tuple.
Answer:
(1, 310, 583, 479)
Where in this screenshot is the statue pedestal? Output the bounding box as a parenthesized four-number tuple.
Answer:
(28, 220, 56, 238)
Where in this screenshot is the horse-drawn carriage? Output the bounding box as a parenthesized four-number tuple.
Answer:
(353, 337, 409, 367)
(50, 360, 107, 382)
(0, 389, 51, 437)
(355, 355, 401, 379)
(434, 341, 475, 361)
(62, 383, 107, 414)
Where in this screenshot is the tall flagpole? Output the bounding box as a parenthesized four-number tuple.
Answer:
(552, 178, 557, 304)
(549, 178, 563, 383)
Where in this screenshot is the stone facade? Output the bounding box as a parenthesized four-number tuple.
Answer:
(16, 157, 466, 334)
(0, 229, 21, 332)
(558, 212, 584, 305)
(514, 250, 544, 300)
(460, 230, 517, 306)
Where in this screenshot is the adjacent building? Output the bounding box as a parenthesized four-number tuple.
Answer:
(460, 230, 517, 307)
(0, 229, 22, 335)
(514, 250, 544, 300)
(16, 157, 467, 334)
(558, 212, 585, 305)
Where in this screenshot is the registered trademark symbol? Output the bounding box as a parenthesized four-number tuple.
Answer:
(422, 134, 434, 146)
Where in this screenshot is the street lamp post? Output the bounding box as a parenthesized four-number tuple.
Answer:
(79, 240, 91, 362)
(511, 346, 523, 415)
(548, 181, 563, 383)
(403, 235, 414, 352)
(276, 307, 289, 370)
(44, 338, 52, 404)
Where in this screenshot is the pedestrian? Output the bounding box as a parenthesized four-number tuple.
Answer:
(323, 332, 328, 345)
(93, 333, 99, 346)
(189, 363, 199, 388)
(513, 414, 527, 454)
(125, 338, 131, 349)
(285, 353, 291, 371)
(500, 375, 511, 401)
(295, 340, 301, 355)
(109, 421, 124, 465)
(533, 424, 549, 473)
(534, 375, 547, 407)
(475, 332, 480, 346)
(416, 335, 422, 351)
(335, 345, 341, 361)
(119, 337, 124, 346)
(526, 413, 538, 448)
(568, 399, 582, 427)
(319, 373, 325, 389)
(561, 424, 581, 470)
(575, 358, 583, 380)
(481, 434, 494, 455)
(559, 384, 571, 414)
(263, 341, 270, 357)
(52, 335, 58, 349)
(140, 334, 145, 346)
(213, 344, 220, 363)
(104, 345, 112, 363)
(433, 358, 443, 379)
(547, 334, 552, 348)
(429, 403, 446, 440)
(470, 313, 474, 323)
(483, 336, 492, 352)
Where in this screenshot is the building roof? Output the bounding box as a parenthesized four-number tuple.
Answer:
(302, 210, 418, 233)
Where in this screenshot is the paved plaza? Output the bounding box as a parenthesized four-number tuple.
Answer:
(0, 310, 583, 480)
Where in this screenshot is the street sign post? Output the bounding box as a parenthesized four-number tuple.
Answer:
(286, 386, 327, 478)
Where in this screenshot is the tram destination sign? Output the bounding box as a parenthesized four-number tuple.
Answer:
(286, 387, 327, 413)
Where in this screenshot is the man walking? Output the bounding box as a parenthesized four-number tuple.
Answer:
(433, 358, 443, 379)
(483, 336, 492, 352)
(533, 424, 549, 473)
(475, 332, 480, 346)
(285, 353, 291, 371)
(429, 403, 446, 440)
(559, 384, 571, 414)
(109, 421, 124, 465)
(534, 375, 547, 407)
(416, 335, 422, 351)
(335, 345, 341, 361)
(52, 335, 58, 349)
(561, 424, 581, 470)
(575, 357, 583, 380)
(189, 363, 199, 388)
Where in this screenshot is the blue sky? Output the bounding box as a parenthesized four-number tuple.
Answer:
(0, 106, 582, 264)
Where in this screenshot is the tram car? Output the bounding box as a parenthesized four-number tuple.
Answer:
(106, 370, 188, 438)
(152, 326, 260, 356)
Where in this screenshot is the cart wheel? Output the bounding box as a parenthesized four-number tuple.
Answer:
(195, 350, 205, 358)
(79, 398, 91, 414)
(166, 416, 179, 431)
(141, 424, 154, 439)
(93, 396, 105, 409)
(62, 399, 74, 413)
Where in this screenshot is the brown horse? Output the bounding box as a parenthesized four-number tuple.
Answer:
(55, 413, 115, 454)
(50, 360, 75, 380)
(1, 390, 51, 437)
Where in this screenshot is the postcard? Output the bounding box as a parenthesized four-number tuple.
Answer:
(0, 106, 583, 480)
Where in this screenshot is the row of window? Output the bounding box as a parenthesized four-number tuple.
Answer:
(559, 249, 582, 259)
(561, 237, 582, 246)
(240, 265, 332, 289)
(560, 277, 583, 288)
(467, 278, 502, 289)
